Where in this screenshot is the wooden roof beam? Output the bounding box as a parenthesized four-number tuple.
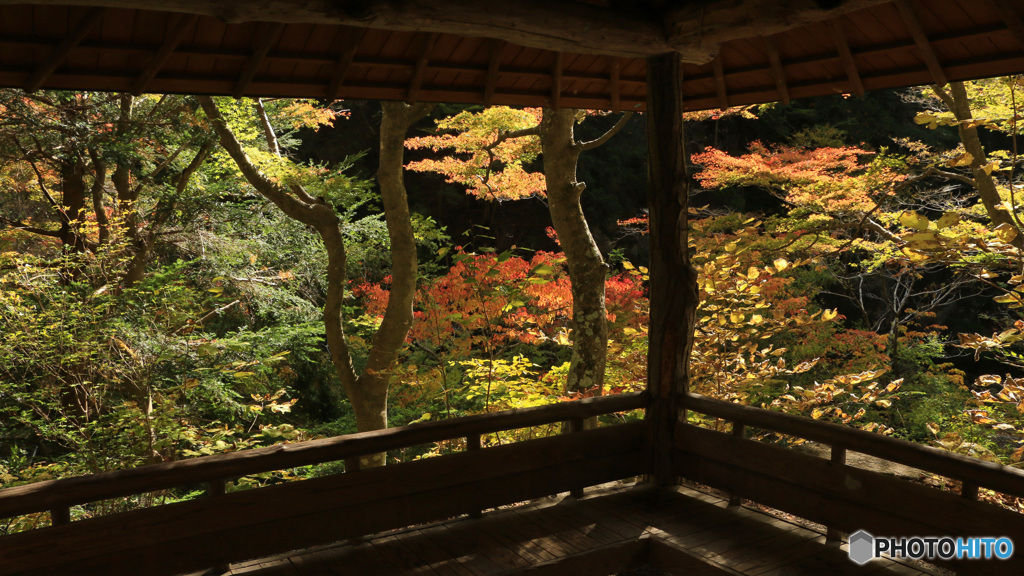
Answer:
(24, 7, 104, 92)
(406, 32, 438, 103)
(830, 17, 865, 97)
(667, 0, 891, 53)
(894, 0, 948, 86)
(0, 0, 893, 62)
(232, 22, 285, 99)
(130, 14, 198, 95)
(762, 35, 790, 105)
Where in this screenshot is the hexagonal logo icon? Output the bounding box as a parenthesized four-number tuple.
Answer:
(849, 530, 875, 565)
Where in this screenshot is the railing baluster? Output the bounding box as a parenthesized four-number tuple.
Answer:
(728, 422, 745, 506)
(467, 434, 483, 519)
(826, 445, 846, 543)
(344, 457, 361, 474)
(208, 478, 226, 498)
(50, 506, 70, 526)
(961, 481, 979, 501)
(569, 418, 586, 498)
(207, 480, 230, 574)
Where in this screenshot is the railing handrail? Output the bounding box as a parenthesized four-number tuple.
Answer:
(0, 391, 649, 521)
(681, 392, 1024, 498)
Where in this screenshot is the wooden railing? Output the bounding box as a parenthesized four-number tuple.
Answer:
(0, 392, 650, 576)
(676, 392, 1024, 575)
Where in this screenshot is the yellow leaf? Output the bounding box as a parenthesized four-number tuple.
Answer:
(773, 258, 789, 272)
(899, 211, 930, 231)
(875, 399, 892, 408)
(747, 266, 760, 280)
(926, 422, 940, 436)
(821, 309, 838, 322)
(811, 408, 824, 420)
(934, 212, 960, 230)
(994, 223, 1019, 244)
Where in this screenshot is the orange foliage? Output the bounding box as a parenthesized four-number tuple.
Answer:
(692, 143, 905, 213)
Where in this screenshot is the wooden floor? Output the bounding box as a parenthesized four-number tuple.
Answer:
(210, 483, 940, 576)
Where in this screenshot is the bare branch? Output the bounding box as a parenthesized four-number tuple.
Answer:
(579, 111, 633, 151)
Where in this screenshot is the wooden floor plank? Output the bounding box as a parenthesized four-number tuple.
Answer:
(209, 483, 961, 576)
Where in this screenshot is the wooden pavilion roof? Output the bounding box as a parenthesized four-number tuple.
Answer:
(1, 0, 1023, 110)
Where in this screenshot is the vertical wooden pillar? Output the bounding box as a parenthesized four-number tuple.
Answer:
(646, 52, 699, 487)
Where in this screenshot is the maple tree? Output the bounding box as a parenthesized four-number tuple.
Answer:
(406, 106, 633, 396)
(199, 97, 430, 466)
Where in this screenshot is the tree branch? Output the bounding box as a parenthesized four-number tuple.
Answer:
(579, 111, 633, 151)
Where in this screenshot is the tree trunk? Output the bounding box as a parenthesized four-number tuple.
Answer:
(934, 82, 1023, 247)
(199, 96, 428, 468)
(540, 108, 608, 395)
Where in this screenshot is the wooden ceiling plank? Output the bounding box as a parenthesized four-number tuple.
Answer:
(327, 27, 367, 99)
(609, 56, 621, 112)
(713, 55, 729, 108)
(993, 1, 1024, 48)
(484, 39, 505, 105)
(25, 6, 104, 92)
(829, 17, 865, 96)
(894, 0, 948, 85)
(406, 31, 438, 103)
(130, 14, 198, 95)
(232, 21, 285, 99)
(551, 51, 563, 109)
(761, 35, 790, 105)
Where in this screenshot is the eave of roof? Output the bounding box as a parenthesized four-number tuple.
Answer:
(0, 0, 1021, 110)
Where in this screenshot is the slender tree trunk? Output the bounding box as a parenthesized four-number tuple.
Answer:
(540, 108, 608, 395)
(199, 96, 428, 468)
(934, 82, 1023, 247)
(346, 101, 435, 463)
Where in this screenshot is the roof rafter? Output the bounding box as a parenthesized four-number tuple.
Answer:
(483, 39, 504, 106)
(0, 0, 892, 62)
(894, 0, 948, 86)
(406, 32, 439, 103)
(25, 7, 105, 92)
(130, 14, 198, 95)
(327, 27, 366, 100)
(830, 17, 865, 97)
(232, 22, 285, 98)
(762, 35, 790, 105)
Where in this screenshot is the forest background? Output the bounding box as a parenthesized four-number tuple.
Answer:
(3, 77, 1024, 529)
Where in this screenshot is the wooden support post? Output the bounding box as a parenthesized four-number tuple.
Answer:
(467, 434, 483, 518)
(569, 418, 585, 498)
(50, 506, 70, 526)
(728, 423, 745, 506)
(646, 52, 699, 488)
(826, 445, 847, 543)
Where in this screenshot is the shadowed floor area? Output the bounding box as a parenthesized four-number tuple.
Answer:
(202, 483, 940, 576)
